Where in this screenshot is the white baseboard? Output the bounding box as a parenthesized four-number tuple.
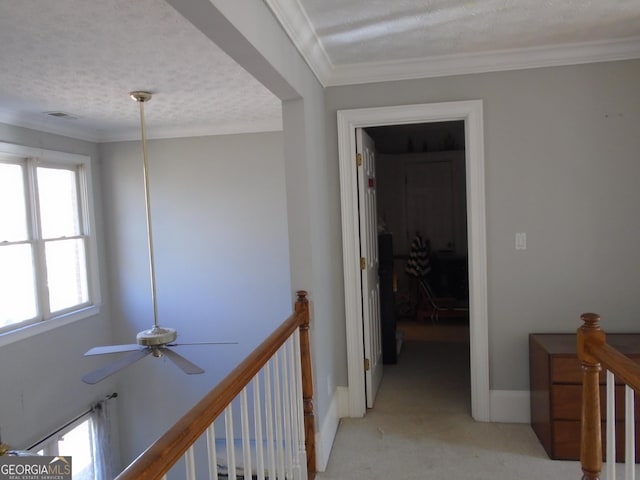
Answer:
(490, 390, 530, 423)
(336, 386, 350, 418)
(315, 386, 349, 471)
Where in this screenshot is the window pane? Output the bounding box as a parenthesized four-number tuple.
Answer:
(0, 163, 28, 242)
(37, 167, 80, 238)
(0, 244, 37, 327)
(57, 419, 94, 480)
(46, 238, 88, 312)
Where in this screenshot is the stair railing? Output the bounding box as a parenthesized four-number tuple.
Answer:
(578, 313, 640, 480)
(116, 290, 315, 480)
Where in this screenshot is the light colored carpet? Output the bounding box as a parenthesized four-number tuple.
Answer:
(317, 340, 589, 480)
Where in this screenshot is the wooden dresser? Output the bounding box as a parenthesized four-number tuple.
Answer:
(529, 333, 640, 461)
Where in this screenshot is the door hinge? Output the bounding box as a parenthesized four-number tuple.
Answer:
(360, 257, 366, 270)
(364, 358, 370, 371)
(356, 153, 362, 167)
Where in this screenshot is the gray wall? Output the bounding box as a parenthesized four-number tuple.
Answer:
(0, 123, 114, 450)
(98, 131, 292, 468)
(166, 2, 342, 457)
(326, 59, 640, 390)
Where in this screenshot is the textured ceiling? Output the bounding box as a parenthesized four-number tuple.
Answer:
(0, 1, 639, 142)
(299, 0, 640, 64)
(0, 0, 282, 142)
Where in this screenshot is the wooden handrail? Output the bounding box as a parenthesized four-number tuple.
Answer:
(116, 290, 314, 480)
(588, 343, 640, 393)
(577, 313, 640, 480)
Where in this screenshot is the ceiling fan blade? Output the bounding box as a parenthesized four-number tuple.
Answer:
(161, 348, 205, 375)
(84, 344, 143, 356)
(168, 341, 238, 346)
(82, 349, 152, 384)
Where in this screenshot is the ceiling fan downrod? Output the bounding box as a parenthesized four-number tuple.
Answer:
(130, 91, 177, 347)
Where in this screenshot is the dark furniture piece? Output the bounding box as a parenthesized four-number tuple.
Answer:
(378, 232, 397, 364)
(529, 333, 640, 461)
(429, 252, 468, 300)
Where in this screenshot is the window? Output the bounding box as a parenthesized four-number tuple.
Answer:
(0, 143, 100, 338)
(31, 396, 114, 480)
(36, 418, 95, 480)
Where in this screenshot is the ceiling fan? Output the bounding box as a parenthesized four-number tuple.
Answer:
(82, 91, 236, 385)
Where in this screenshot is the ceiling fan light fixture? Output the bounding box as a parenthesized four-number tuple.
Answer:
(136, 326, 177, 346)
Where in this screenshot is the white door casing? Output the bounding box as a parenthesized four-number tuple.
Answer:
(356, 128, 383, 408)
(337, 100, 490, 421)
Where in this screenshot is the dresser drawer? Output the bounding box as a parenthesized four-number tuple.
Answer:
(551, 356, 640, 384)
(551, 356, 583, 383)
(553, 420, 639, 462)
(551, 384, 640, 420)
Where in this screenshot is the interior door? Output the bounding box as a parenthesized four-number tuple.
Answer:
(356, 128, 383, 408)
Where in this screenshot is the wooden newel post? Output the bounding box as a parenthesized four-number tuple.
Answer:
(577, 313, 605, 480)
(296, 290, 316, 479)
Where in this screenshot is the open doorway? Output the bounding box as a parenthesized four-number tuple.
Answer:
(364, 120, 469, 416)
(337, 100, 489, 421)
(369, 121, 469, 360)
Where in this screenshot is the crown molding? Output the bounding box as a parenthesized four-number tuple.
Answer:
(100, 118, 283, 142)
(0, 111, 102, 143)
(263, 0, 334, 86)
(0, 112, 283, 143)
(326, 36, 640, 86)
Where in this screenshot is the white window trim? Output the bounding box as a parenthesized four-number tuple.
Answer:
(0, 142, 101, 347)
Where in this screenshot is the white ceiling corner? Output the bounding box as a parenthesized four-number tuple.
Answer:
(263, 0, 335, 86)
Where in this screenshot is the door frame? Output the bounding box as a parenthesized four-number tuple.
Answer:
(337, 100, 490, 421)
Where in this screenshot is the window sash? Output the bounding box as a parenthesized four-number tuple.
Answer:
(37, 164, 83, 239)
(44, 236, 90, 314)
(0, 242, 38, 329)
(0, 162, 29, 242)
(0, 145, 100, 338)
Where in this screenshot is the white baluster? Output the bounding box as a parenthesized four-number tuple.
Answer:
(253, 374, 266, 480)
(241, 388, 252, 479)
(185, 445, 196, 480)
(606, 370, 616, 480)
(281, 342, 294, 478)
(225, 404, 237, 480)
(626, 385, 635, 480)
(264, 360, 277, 478)
(206, 423, 219, 480)
(287, 335, 302, 478)
(273, 350, 286, 478)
